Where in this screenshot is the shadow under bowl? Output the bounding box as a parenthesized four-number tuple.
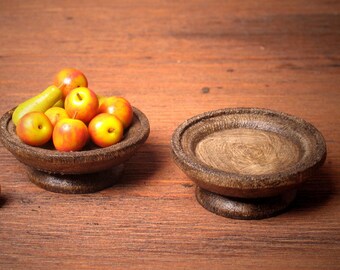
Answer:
(0, 107, 150, 193)
(171, 108, 326, 219)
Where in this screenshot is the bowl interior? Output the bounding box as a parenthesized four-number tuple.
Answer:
(0, 107, 150, 174)
(195, 128, 300, 175)
(172, 108, 326, 197)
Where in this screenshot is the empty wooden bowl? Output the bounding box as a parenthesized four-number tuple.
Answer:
(171, 108, 326, 219)
(0, 107, 150, 193)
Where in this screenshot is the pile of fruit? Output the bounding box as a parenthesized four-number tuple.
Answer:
(13, 68, 133, 152)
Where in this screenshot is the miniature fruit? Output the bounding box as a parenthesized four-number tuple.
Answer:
(64, 87, 99, 124)
(16, 112, 53, 146)
(53, 118, 89, 152)
(97, 95, 106, 107)
(12, 85, 62, 126)
(53, 99, 64, 108)
(10, 68, 135, 152)
(98, 96, 133, 129)
(54, 68, 88, 99)
(45, 107, 69, 127)
(88, 113, 124, 148)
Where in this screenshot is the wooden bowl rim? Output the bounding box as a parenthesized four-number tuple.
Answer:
(0, 106, 150, 164)
(171, 107, 327, 193)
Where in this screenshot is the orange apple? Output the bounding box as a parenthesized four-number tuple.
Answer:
(54, 68, 88, 99)
(98, 96, 133, 129)
(64, 87, 99, 124)
(45, 107, 69, 127)
(16, 112, 53, 146)
(53, 118, 89, 152)
(88, 113, 124, 148)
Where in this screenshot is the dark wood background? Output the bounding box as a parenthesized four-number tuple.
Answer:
(0, 1, 339, 269)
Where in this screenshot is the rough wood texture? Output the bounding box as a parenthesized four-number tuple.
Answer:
(26, 165, 124, 194)
(171, 108, 326, 219)
(196, 187, 297, 220)
(0, 0, 339, 269)
(172, 108, 326, 198)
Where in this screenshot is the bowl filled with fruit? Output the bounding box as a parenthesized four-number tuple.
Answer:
(0, 68, 150, 193)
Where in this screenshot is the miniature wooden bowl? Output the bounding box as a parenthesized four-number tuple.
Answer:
(171, 108, 326, 219)
(0, 107, 150, 193)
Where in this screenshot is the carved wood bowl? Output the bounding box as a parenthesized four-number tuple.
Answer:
(0, 107, 150, 193)
(171, 108, 326, 219)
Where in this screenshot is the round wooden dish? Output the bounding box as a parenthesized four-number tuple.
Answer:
(0, 107, 150, 194)
(171, 108, 326, 219)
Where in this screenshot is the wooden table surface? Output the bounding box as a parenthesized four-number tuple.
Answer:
(0, 1, 339, 269)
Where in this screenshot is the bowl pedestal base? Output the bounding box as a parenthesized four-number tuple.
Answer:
(26, 165, 124, 194)
(195, 186, 297, 220)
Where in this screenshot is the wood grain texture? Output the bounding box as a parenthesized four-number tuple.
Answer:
(172, 107, 327, 199)
(196, 128, 300, 175)
(0, 0, 339, 269)
(171, 107, 326, 219)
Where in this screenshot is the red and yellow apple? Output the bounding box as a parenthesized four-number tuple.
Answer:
(45, 107, 69, 127)
(53, 118, 89, 152)
(98, 96, 133, 129)
(16, 112, 53, 146)
(88, 113, 124, 148)
(54, 68, 88, 99)
(64, 87, 99, 124)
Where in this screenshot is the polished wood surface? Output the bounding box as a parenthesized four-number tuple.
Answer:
(0, 1, 339, 269)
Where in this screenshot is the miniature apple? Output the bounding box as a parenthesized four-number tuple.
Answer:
(45, 107, 69, 127)
(98, 96, 133, 129)
(53, 118, 89, 152)
(16, 112, 53, 146)
(97, 95, 106, 107)
(64, 87, 99, 124)
(88, 113, 124, 148)
(54, 68, 88, 99)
